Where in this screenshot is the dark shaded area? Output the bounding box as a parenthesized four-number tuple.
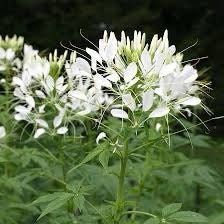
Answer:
(0, 0, 223, 135)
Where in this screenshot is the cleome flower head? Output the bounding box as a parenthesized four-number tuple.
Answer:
(80, 30, 206, 127)
(12, 50, 113, 138)
(10, 30, 208, 138)
(0, 35, 24, 74)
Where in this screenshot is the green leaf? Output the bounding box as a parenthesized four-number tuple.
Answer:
(99, 149, 110, 170)
(144, 217, 160, 224)
(37, 193, 74, 220)
(162, 203, 182, 217)
(68, 149, 103, 174)
(30, 192, 65, 205)
(168, 211, 208, 223)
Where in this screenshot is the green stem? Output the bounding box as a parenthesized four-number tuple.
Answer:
(58, 140, 73, 214)
(114, 140, 129, 223)
(122, 210, 157, 218)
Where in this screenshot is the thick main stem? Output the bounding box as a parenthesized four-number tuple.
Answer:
(114, 140, 129, 223)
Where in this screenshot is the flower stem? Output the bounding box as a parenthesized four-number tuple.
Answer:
(114, 140, 129, 223)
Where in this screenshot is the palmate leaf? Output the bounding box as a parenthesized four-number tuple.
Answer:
(168, 211, 208, 223)
(35, 192, 74, 220)
(162, 203, 182, 217)
(30, 192, 66, 205)
(68, 143, 108, 174)
(68, 149, 103, 174)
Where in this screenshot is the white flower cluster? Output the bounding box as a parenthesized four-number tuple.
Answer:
(12, 48, 113, 138)
(4, 30, 205, 138)
(0, 35, 24, 76)
(82, 30, 203, 123)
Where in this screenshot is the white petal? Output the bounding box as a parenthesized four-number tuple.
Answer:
(160, 63, 177, 77)
(69, 90, 87, 101)
(57, 127, 68, 135)
(22, 71, 32, 86)
(53, 114, 63, 128)
(105, 32, 117, 61)
(76, 57, 92, 74)
(106, 69, 120, 82)
(141, 49, 151, 72)
(56, 76, 64, 89)
(182, 65, 198, 83)
(14, 113, 27, 121)
(169, 45, 176, 55)
(36, 119, 49, 129)
(111, 109, 129, 119)
(35, 90, 46, 99)
(154, 54, 164, 73)
(179, 96, 201, 106)
(125, 77, 139, 89)
(86, 48, 102, 64)
(12, 77, 23, 86)
(43, 61, 50, 77)
(0, 126, 6, 139)
(96, 132, 106, 144)
(142, 90, 154, 111)
(123, 62, 137, 84)
(15, 105, 31, 115)
(94, 74, 112, 89)
(14, 88, 24, 99)
(149, 106, 170, 118)
(122, 93, 136, 111)
(25, 95, 35, 108)
(44, 75, 54, 94)
(34, 128, 46, 138)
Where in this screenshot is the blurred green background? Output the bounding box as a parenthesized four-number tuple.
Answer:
(0, 0, 223, 136)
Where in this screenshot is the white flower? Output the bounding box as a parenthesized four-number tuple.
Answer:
(34, 128, 46, 139)
(56, 127, 68, 135)
(122, 93, 136, 111)
(36, 119, 49, 129)
(149, 106, 170, 118)
(53, 109, 65, 128)
(86, 31, 117, 70)
(81, 29, 204, 125)
(142, 90, 154, 112)
(111, 109, 129, 119)
(123, 62, 138, 84)
(96, 132, 107, 144)
(178, 96, 201, 106)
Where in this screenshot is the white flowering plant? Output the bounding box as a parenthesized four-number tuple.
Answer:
(0, 31, 221, 224)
